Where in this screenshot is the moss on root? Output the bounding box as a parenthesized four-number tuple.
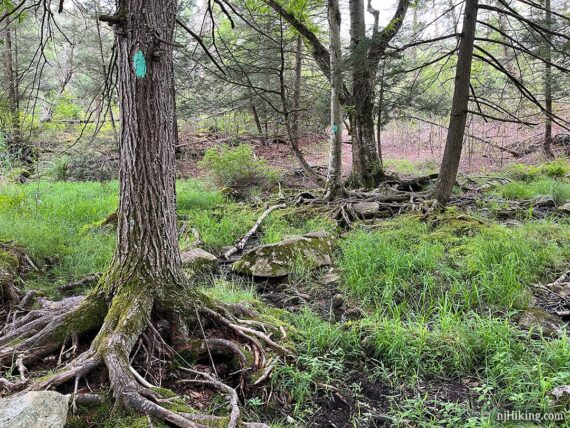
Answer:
(53, 294, 109, 343)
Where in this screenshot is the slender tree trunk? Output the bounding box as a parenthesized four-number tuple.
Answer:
(248, 88, 263, 136)
(348, 0, 383, 189)
(95, 0, 119, 142)
(3, 27, 23, 164)
(291, 35, 303, 142)
(277, 21, 323, 187)
(435, 0, 479, 205)
(325, 0, 344, 199)
(101, 0, 184, 295)
(543, 0, 555, 159)
(377, 62, 386, 156)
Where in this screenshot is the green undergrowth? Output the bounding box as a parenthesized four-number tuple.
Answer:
(481, 159, 570, 206)
(270, 212, 570, 426)
(384, 158, 439, 177)
(2, 172, 570, 427)
(0, 179, 330, 297)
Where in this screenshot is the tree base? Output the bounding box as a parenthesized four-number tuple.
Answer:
(0, 281, 291, 427)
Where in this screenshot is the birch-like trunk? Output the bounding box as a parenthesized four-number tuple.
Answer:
(325, 0, 344, 199)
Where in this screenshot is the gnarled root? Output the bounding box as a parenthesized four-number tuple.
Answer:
(0, 284, 288, 427)
(0, 294, 107, 367)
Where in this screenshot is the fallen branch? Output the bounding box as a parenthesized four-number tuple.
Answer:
(58, 274, 101, 293)
(223, 203, 286, 259)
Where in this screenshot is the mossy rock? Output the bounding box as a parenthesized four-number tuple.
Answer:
(181, 248, 218, 272)
(517, 307, 564, 337)
(0, 244, 21, 271)
(233, 231, 334, 278)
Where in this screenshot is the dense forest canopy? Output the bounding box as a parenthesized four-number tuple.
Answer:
(0, 1, 569, 427)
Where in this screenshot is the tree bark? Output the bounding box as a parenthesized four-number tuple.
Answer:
(435, 0, 479, 205)
(325, 0, 344, 199)
(263, 0, 410, 190)
(543, 0, 555, 159)
(348, 0, 383, 189)
(248, 88, 263, 136)
(101, 0, 184, 295)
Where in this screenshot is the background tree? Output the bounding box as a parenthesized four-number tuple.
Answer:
(435, 0, 479, 204)
(325, 0, 343, 199)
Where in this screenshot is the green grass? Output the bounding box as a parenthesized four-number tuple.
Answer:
(484, 159, 570, 205)
(0, 179, 332, 293)
(384, 158, 439, 176)
(338, 214, 570, 314)
(0, 181, 118, 287)
(491, 178, 570, 205)
(2, 175, 570, 426)
(504, 159, 569, 182)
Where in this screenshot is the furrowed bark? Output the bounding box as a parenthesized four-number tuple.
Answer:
(101, 0, 185, 297)
(348, 0, 383, 189)
(435, 0, 479, 204)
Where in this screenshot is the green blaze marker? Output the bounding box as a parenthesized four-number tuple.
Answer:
(133, 50, 147, 78)
(332, 123, 338, 134)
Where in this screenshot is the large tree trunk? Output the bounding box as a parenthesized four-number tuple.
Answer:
(543, 0, 555, 159)
(434, 0, 479, 205)
(348, 0, 383, 189)
(0, 2, 285, 425)
(325, 0, 344, 199)
(102, 0, 183, 295)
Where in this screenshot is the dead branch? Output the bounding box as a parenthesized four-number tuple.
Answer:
(223, 203, 286, 259)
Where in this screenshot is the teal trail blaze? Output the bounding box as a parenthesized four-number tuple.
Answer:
(133, 50, 147, 78)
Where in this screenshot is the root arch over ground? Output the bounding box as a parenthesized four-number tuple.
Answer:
(0, 277, 290, 428)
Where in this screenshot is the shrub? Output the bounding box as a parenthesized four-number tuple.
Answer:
(505, 159, 569, 181)
(199, 144, 279, 197)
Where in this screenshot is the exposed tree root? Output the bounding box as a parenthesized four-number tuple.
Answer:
(0, 282, 289, 427)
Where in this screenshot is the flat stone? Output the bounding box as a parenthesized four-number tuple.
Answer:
(352, 202, 380, 218)
(517, 307, 564, 337)
(317, 269, 341, 287)
(557, 202, 570, 214)
(534, 195, 556, 207)
(0, 391, 70, 428)
(233, 231, 334, 278)
(181, 248, 218, 271)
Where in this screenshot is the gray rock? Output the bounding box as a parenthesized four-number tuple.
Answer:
(549, 385, 570, 407)
(517, 307, 564, 337)
(317, 269, 341, 287)
(534, 195, 556, 207)
(0, 391, 70, 428)
(557, 202, 570, 214)
(332, 293, 345, 309)
(352, 202, 380, 218)
(181, 248, 218, 271)
(233, 231, 334, 277)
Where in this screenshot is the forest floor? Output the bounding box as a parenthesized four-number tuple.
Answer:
(1, 158, 569, 427)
